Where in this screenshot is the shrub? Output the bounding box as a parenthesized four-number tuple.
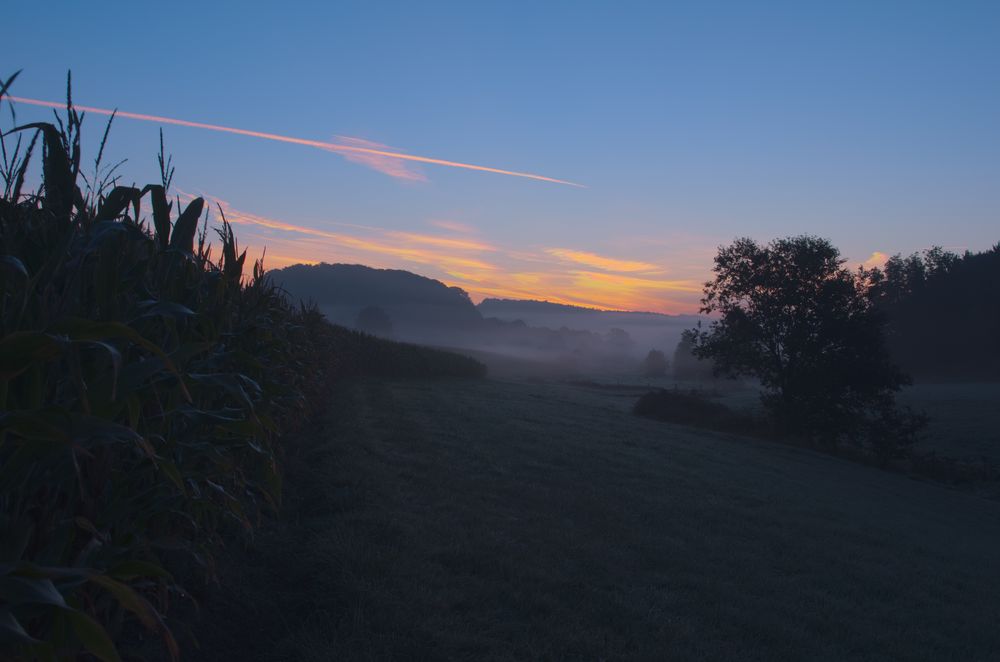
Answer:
(633, 389, 751, 432)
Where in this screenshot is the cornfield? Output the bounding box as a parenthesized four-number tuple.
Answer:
(0, 72, 338, 660)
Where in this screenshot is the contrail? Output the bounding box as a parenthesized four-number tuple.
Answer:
(7, 96, 583, 187)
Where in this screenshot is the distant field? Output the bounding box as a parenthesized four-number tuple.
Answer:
(468, 349, 1000, 463)
(570, 377, 1000, 463)
(190, 377, 1000, 661)
(897, 383, 1000, 459)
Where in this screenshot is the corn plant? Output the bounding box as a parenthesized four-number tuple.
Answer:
(0, 72, 336, 661)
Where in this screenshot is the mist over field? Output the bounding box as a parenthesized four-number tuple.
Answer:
(271, 262, 703, 376)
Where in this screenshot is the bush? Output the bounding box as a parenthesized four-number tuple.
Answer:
(633, 389, 753, 433)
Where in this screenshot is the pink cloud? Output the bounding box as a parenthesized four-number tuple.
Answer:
(429, 219, 478, 234)
(331, 136, 427, 181)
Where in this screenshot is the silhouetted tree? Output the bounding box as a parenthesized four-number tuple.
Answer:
(687, 235, 922, 458)
(641, 349, 669, 377)
(355, 305, 394, 337)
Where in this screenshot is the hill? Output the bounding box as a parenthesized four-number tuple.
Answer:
(271, 263, 483, 344)
(478, 298, 702, 356)
(272, 263, 477, 309)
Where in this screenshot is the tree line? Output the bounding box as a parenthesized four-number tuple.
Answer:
(862, 245, 1000, 380)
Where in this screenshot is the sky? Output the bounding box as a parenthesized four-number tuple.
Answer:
(6, 1, 999, 313)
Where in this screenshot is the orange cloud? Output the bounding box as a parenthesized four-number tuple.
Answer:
(860, 251, 889, 269)
(387, 232, 496, 252)
(569, 270, 702, 293)
(10, 96, 582, 186)
(186, 195, 500, 275)
(545, 248, 661, 273)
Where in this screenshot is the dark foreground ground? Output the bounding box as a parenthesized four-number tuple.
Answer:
(188, 378, 1000, 661)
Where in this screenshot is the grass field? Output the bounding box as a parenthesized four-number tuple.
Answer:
(897, 383, 1000, 459)
(185, 376, 1000, 661)
(467, 349, 1000, 463)
(567, 378, 1000, 464)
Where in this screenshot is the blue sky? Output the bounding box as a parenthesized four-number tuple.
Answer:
(7, 1, 999, 311)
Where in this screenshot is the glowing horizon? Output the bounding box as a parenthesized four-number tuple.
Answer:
(7, 96, 584, 187)
(183, 193, 706, 313)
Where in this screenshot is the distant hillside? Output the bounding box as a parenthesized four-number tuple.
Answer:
(272, 263, 478, 310)
(271, 264, 704, 366)
(479, 299, 622, 315)
(479, 298, 700, 324)
(478, 298, 702, 355)
(271, 263, 482, 343)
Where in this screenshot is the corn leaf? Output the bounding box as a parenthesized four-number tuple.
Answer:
(94, 186, 141, 222)
(143, 184, 171, 249)
(169, 197, 203, 254)
(9, 123, 75, 220)
(0, 576, 68, 608)
(68, 609, 121, 662)
(0, 609, 38, 645)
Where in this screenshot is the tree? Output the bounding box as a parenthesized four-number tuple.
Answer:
(641, 349, 669, 377)
(673, 335, 715, 381)
(355, 305, 394, 337)
(687, 235, 921, 457)
(605, 327, 634, 353)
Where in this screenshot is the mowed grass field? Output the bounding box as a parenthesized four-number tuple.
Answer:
(563, 378, 1000, 463)
(898, 383, 1000, 459)
(189, 377, 1000, 661)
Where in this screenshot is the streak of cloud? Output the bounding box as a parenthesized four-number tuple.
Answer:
(546, 248, 661, 273)
(8, 96, 583, 187)
(429, 219, 478, 234)
(569, 270, 702, 293)
(387, 232, 496, 252)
